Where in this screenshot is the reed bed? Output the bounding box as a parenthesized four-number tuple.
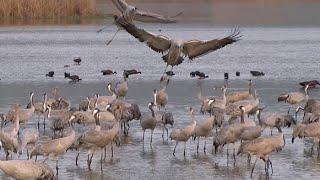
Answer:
(0, 0, 97, 19)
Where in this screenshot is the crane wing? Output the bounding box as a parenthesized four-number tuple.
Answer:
(111, 0, 128, 13)
(182, 28, 241, 60)
(116, 18, 171, 53)
(134, 10, 177, 23)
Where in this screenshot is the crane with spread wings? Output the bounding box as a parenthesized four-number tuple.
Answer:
(115, 16, 241, 78)
(101, 0, 182, 45)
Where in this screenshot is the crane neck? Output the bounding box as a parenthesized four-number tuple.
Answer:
(240, 110, 245, 124)
(257, 110, 262, 126)
(196, 80, 204, 101)
(150, 106, 155, 118)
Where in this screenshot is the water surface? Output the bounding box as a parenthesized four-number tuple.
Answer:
(0, 25, 320, 179)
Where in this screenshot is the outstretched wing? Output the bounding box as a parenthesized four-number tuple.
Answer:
(116, 18, 171, 53)
(111, 0, 128, 13)
(134, 10, 179, 23)
(182, 28, 241, 60)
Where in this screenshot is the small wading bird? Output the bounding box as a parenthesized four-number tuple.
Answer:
(101, 0, 182, 45)
(115, 16, 241, 78)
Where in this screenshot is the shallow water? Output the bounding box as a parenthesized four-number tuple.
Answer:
(0, 25, 320, 82)
(0, 79, 320, 179)
(1, 24, 320, 179)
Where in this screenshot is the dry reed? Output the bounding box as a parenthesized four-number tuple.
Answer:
(0, 0, 97, 19)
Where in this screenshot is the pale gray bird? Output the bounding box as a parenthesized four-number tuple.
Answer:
(237, 128, 285, 178)
(111, 0, 180, 23)
(0, 160, 55, 180)
(104, 0, 182, 45)
(115, 17, 241, 77)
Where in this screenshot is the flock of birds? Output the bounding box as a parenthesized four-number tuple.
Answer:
(1, 0, 320, 179)
(1, 71, 319, 179)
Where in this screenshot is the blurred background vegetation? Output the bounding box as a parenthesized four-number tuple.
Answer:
(1, 0, 320, 26)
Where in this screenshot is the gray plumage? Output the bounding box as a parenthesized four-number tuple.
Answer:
(295, 99, 320, 122)
(226, 80, 253, 103)
(278, 85, 309, 104)
(140, 102, 157, 143)
(237, 129, 284, 178)
(292, 122, 320, 155)
(169, 107, 196, 156)
(76, 109, 120, 170)
(107, 101, 141, 135)
(208, 86, 227, 110)
(115, 17, 241, 75)
(226, 90, 259, 118)
(5, 93, 35, 124)
(0, 160, 55, 180)
(257, 108, 295, 135)
(111, 0, 179, 23)
(154, 79, 169, 109)
(155, 111, 174, 141)
(110, 72, 129, 99)
(19, 128, 39, 157)
(30, 129, 76, 174)
(193, 115, 215, 153)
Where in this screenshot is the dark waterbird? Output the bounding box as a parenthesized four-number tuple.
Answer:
(124, 69, 141, 75)
(73, 57, 81, 65)
(190, 71, 208, 79)
(115, 16, 241, 78)
(190, 71, 200, 77)
(299, 80, 320, 88)
(165, 71, 175, 76)
(45, 71, 54, 77)
(250, 71, 265, 77)
(101, 69, 117, 75)
(64, 72, 82, 82)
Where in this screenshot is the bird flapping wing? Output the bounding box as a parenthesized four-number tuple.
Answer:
(133, 10, 177, 23)
(182, 27, 241, 60)
(116, 19, 171, 53)
(111, 0, 128, 13)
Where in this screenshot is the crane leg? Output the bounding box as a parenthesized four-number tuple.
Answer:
(111, 142, 114, 159)
(56, 160, 59, 175)
(162, 65, 169, 78)
(173, 141, 178, 156)
(76, 152, 79, 166)
(269, 159, 273, 175)
(142, 130, 145, 142)
(197, 137, 199, 154)
(150, 130, 154, 144)
(204, 138, 207, 153)
(106, 28, 120, 46)
(251, 158, 258, 178)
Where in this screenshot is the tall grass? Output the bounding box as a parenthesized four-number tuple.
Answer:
(0, 0, 97, 19)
